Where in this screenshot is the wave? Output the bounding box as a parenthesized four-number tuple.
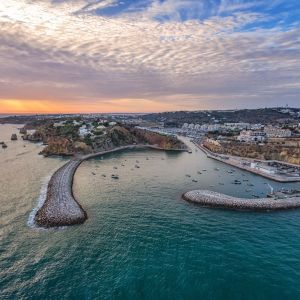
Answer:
(27, 174, 51, 229)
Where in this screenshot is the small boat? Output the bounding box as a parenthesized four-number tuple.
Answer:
(192, 179, 198, 182)
(121, 163, 125, 167)
(197, 171, 202, 175)
(100, 156, 104, 160)
(111, 175, 119, 179)
(2, 143, 7, 149)
(202, 169, 207, 171)
(186, 174, 191, 177)
(245, 189, 252, 192)
(113, 166, 118, 169)
(210, 185, 214, 187)
(135, 165, 140, 169)
(242, 179, 249, 182)
(214, 168, 219, 171)
(146, 157, 149, 160)
(219, 183, 224, 185)
(247, 183, 254, 187)
(227, 170, 233, 174)
(252, 194, 259, 198)
(188, 150, 192, 154)
(92, 172, 96, 175)
(232, 180, 242, 185)
(136, 160, 139, 163)
(102, 174, 106, 177)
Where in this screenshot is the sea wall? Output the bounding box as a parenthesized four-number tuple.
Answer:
(34, 144, 187, 228)
(183, 190, 300, 211)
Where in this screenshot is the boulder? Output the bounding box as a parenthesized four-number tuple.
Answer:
(11, 134, 18, 141)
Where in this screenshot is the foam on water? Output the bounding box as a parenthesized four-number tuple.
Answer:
(27, 174, 51, 229)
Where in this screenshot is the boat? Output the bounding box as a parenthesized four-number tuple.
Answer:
(202, 169, 207, 171)
(111, 175, 119, 179)
(186, 174, 191, 177)
(227, 170, 233, 174)
(2, 143, 7, 149)
(102, 174, 106, 177)
(192, 179, 198, 182)
(92, 172, 96, 175)
(232, 180, 242, 185)
(219, 183, 224, 185)
(135, 165, 140, 168)
(136, 160, 139, 163)
(197, 171, 202, 175)
(113, 166, 118, 169)
(121, 164, 125, 167)
(188, 150, 192, 154)
(214, 168, 219, 171)
(247, 183, 254, 186)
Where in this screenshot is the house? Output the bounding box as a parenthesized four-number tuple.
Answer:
(238, 130, 266, 142)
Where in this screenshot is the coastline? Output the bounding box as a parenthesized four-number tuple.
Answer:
(183, 190, 300, 211)
(195, 142, 300, 183)
(33, 144, 187, 228)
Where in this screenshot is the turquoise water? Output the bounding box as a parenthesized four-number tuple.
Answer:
(1, 124, 300, 299)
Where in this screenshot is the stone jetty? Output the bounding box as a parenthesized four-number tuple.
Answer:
(34, 144, 186, 228)
(182, 190, 300, 211)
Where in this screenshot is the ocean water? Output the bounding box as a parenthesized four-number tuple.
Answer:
(1, 124, 300, 299)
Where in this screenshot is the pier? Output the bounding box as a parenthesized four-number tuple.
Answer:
(195, 142, 300, 183)
(183, 190, 300, 211)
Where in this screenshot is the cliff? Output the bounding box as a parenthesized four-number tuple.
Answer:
(204, 139, 300, 165)
(131, 128, 186, 150)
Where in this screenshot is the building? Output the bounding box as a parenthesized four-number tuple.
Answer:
(237, 130, 266, 142)
(79, 125, 90, 137)
(224, 123, 250, 130)
(250, 162, 276, 175)
(264, 126, 292, 138)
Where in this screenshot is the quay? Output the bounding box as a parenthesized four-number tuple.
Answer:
(34, 144, 186, 228)
(183, 190, 300, 211)
(194, 142, 300, 183)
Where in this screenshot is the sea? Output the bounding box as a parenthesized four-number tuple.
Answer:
(1, 124, 300, 299)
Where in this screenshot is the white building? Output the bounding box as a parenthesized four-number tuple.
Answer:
(79, 125, 90, 137)
(264, 126, 292, 138)
(224, 123, 250, 130)
(238, 130, 266, 142)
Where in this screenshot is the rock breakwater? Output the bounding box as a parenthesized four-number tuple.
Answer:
(34, 145, 187, 228)
(183, 190, 300, 211)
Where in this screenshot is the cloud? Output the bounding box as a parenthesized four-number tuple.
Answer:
(0, 0, 300, 112)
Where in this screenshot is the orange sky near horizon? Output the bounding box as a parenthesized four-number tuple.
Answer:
(0, 98, 186, 114)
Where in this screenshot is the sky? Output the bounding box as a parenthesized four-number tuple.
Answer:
(0, 0, 300, 113)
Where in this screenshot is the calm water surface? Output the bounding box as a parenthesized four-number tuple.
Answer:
(1, 124, 300, 299)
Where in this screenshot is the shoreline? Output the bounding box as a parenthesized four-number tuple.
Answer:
(33, 144, 187, 228)
(183, 190, 300, 211)
(195, 142, 300, 183)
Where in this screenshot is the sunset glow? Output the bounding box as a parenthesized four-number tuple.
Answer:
(0, 0, 300, 113)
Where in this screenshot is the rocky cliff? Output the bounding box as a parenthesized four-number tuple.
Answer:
(205, 139, 300, 165)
